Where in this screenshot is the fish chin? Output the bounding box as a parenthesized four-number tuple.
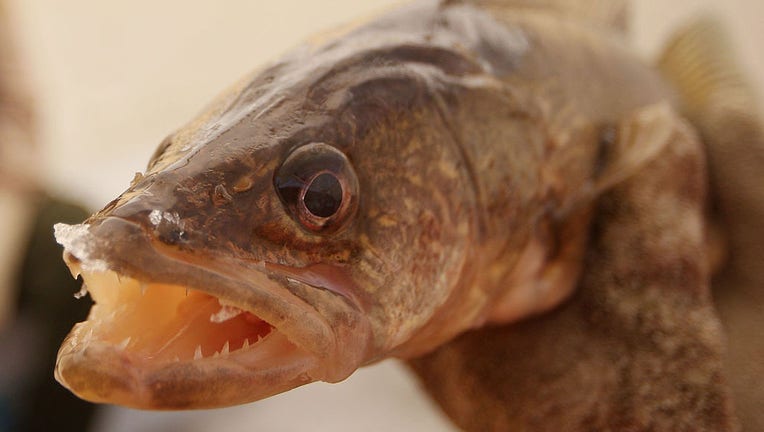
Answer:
(53, 220, 372, 409)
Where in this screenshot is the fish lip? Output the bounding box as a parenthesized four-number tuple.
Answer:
(55, 324, 318, 409)
(54, 216, 372, 407)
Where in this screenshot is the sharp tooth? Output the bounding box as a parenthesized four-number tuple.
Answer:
(69, 264, 82, 280)
(213, 351, 220, 358)
(140, 283, 148, 296)
(221, 341, 230, 355)
(73, 284, 88, 299)
(117, 337, 131, 350)
(257, 334, 263, 342)
(185, 287, 190, 297)
(242, 339, 250, 349)
(194, 345, 203, 360)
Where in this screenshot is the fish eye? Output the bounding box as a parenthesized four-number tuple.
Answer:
(302, 172, 343, 217)
(274, 143, 358, 233)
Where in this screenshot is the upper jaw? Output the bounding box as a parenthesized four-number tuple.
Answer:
(54, 216, 372, 409)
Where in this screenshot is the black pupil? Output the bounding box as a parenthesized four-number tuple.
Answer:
(303, 173, 343, 218)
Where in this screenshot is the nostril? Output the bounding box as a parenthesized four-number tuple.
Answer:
(158, 228, 189, 245)
(147, 210, 189, 245)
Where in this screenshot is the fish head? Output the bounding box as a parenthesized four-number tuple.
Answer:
(52, 31, 514, 409)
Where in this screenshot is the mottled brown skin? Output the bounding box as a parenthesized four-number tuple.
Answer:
(55, 0, 743, 426)
(410, 112, 736, 430)
(83, 27, 485, 359)
(406, 3, 751, 432)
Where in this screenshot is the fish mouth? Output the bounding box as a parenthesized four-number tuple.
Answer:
(54, 217, 371, 409)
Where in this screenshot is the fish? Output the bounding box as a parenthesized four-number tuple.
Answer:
(52, 0, 761, 429)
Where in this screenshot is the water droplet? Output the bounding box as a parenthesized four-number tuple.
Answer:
(149, 210, 162, 226)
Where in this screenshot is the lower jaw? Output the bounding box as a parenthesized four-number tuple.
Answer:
(55, 270, 322, 409)
(56, 331, 319, 409)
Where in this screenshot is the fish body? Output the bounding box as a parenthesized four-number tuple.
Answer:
(52, 0, 755, 428)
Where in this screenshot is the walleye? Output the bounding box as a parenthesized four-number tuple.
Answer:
(53, 0, 760, 429)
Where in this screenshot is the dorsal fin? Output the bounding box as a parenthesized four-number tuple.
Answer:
(443, 0, 629, 34)
(658, 17, 755, 118)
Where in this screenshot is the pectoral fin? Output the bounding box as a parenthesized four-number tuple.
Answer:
(409, 106, 737, 431)
(487, 103, 678, 325)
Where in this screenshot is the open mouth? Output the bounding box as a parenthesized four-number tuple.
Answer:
(53, 220, 332, 409)
(69, 270, 290, 364)
(53, 218, 371, 409)
(55, 267, 319, 409)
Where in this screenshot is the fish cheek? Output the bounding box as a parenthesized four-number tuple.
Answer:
(349, 122, 474, 351)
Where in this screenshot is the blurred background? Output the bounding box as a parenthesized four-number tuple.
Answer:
(0, 0, 761, 431)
